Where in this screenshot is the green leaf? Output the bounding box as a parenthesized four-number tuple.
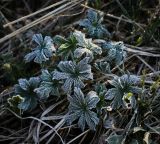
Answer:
(54, 34, 78, 60)
(95, 61, 111, 74)
(7, 95, 24, 113)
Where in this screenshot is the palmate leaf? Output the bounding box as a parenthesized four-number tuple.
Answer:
(14, 77, 40, 111)
(66, 87, 100, 131)
(105, 74, 141, 109)
(79, 9, 110, 38)
(34, 70, 59, 99)
(102, 41, 127, 65)
(52, 57, 93, 93)
(95, 60, 111, 74)
(73, 30, 102, 60)
(25, 34, 56, 64)
(8, 95, 24, 108)
(53, 34, 78, 60)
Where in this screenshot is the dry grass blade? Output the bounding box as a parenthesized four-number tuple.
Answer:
(1, 1, 160, 143)
(66, 129, 90, 144)
(145, 71, 160, 77)
(41, 99, 66, 117)
(41, 115, 64, 121)
(125, 44, 160, 53)
(33, 99, 66, 142)
(39, 118, 65, 142)
(125, 46, 160, 57)
(34, 99, 66, 142)
(45, 118, 66, 144)
(0, 135, 24, 141)
(3, 0, 68, 28)
(0, 0, 84, 44)
(136, 55, 155, 72)
(5, 108, 65, 144)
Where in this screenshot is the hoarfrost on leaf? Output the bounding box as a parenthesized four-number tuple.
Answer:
(95, 60, 111, 74)
(102, 41, 126, 65)
(73, 30, 102, 60)
(14, 77, 40, 111)
(66, 87, 100, 131)
(34, 69, 60, 99)
(24, 34, 56, 64)
(105, 74, 141, 109)
(52, 57, 93, 93)
(79, 9, 110, 38)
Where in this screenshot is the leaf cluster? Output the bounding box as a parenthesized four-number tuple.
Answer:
(6, 9, 160, 144)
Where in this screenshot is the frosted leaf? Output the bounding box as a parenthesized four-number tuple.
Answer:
(102, 41, 127, 65)
(79, 9, 110, 38)
(52, 57, 93, 93)
(66, 88, 100, 131)
(24, 33, 56, 64)
(34, 70, 59, 99)
(105, 74, 141, 109)
(73, 30, 102, 60)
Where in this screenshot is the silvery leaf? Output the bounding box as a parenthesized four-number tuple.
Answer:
(52, 57, 93, 93)
(14, 77, 40, 111)
(78, 10, 110, 38)
(105, 74, 140, 109)
(66, 88, 99, 131)
(25, 33, 55, 64)
(73, 30, 102, 60)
